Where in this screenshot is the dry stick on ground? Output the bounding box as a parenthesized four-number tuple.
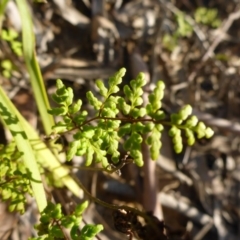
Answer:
(53, 0, 90, 26)
(213, 199, 231, 240)
(193, 221, 214, 240)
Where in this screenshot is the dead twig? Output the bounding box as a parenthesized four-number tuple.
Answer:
(53, 0, 90, 27)
(193, 221, 214, 240)
(159, 192, 213, 226)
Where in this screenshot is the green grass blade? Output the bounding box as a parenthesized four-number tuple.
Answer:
(0, 0, 9, 33)
(0, 86, 47, 212)
(15, 0, 54, 134)
(22, 120, 84, 198)
(19, 115, 84, 198)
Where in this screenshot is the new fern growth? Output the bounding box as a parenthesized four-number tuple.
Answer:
(48, 68, 214, 167)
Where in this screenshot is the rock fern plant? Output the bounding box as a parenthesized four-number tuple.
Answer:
(48, 68, 213, 168)
(0, 68, 214, 239)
